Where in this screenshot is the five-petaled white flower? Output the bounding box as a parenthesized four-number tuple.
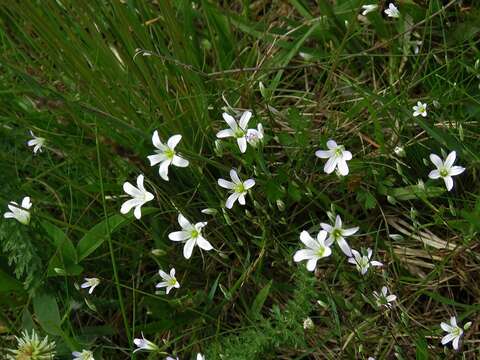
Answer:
(27, 130, 45, 154)
(217, 169, 255, 209)
(147, 131, 189, 181)
(440, 316, 471, 350)
(4, 196, 32, 225)
(293, 230, 332, 271)
(168, 214, 213, 259)
(384, 3, 400, 18)
(428, 151, 465, 191)
(120, 174, 154, 219)
(246, 123, 264, 147)
(81, 278, 100, 294)
(320, 215, 358, 257)
(72, 350, 95, 360)
(412, 101, 427, 117)
(216, 111, 252, 153)
(315, 140, 352, 176)
(361, 4, 378, 16)
(133, 333, 159, 353)
(156, 268, 180, 295)
(197, 354, 205, 360)
(373, 286, 396, 309)
(348, 248, 383, 275)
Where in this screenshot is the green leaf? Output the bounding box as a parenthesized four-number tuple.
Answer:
(76, 208, 157, 262)
(33, 293, 62, 335)
(415, 336, 429, 360)
(249, 280, 272, 319)
(0, 268, 24, 293)
(40, 221, 80, 276)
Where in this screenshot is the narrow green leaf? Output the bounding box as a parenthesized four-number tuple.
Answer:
(249, 280, 272, 319)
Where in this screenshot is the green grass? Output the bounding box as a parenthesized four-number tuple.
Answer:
(0, 0, 479, 359)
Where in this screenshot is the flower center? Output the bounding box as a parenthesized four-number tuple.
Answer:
(234, 183, 245, 193)
(332, 228, 342, 240)
(334, 146, 344, 157)
(358, 257, 369, 268)
(439, 168, 449, 177)
(316, 247, 325, 257)
(190, 229, 199, 239)
(234, 129, 245, 138)
(452, 327, 462, 336)
(165, 148, 175, 160)
(168, 278, 177, 286)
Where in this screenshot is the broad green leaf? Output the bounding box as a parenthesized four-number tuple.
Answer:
(33, 294, 62, 335)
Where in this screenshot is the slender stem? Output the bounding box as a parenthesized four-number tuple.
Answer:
(94, 123, 132, 345)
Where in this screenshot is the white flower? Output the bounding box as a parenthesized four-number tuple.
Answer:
(4, 196, 32, 225)
(72, 350, 95, 360)
(320, 215, 358, 257)
(168, 214, 213, 259)
(197, 354, 205, 360)
(293, 230, 332, 271)
(361, 4, 378, 16)
(303, 317, 314, 330)
(156, 268, 180, 295)
(440, 316, 471, 350)
(133, 333, 159, 353)
(315, 140, 352, 176)
(216, 111, 252, 153)
(81, 278, 100, 294)
(348, 248, 383, 275)
(147, 132, 189, 181)
(246, 123, 264, 147)
(27, 130, 45, 154)
(217, 169, 255, 209)
(120, 174, 154, 219)
(166, 357, 179, 360)
(373, 286, 397, 309)
(412, 101, 427, 117)
(428, 151, 465, 191)
(384, 3, 400, 18)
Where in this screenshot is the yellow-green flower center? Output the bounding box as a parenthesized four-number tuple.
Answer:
(234, 129, 245, 138)
(316, 247, 325, 257)
(190, 229, 199, 238)
(440, 168, 449, 177)
(234, 183, 245, 193)
(165, 148, 175, 160)
(168, 278, 177, 286)
(332, 228, 342, 239)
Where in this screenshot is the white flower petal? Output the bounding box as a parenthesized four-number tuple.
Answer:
(239, 110, 252, 130)
(324, 157, 338, 174)
(230, 169, 241, 184)
(449, 166, 465, 176)
(147, 153, 167, 166)
(168, 231, 191, 241)
(218, 179, 235, 189)
(197, 236, 213, 251)
(120, 198, 141, 215)
(172, 155, 189, 167)
(152, 130, 163, 149)
(222, 113, 238, 130)
(337, 159, 349, 176)
(306, 258, 318, 271)
(237, 137, 247, 153)
(444, 176, 454, 191)
(293, 249, 315, 262)
(444, 151, 456, 168)
(216, 129, 235, 138)
(315, 150, 332, 159)
(428, 169, 440, 179)
(183, 238, 196, 259)
(159, 160, 171, 181)
(226, 192, 240, 209)
(430, 154, 443, 168)
(243, 179, 255, 190)
(238, 194, 246, 205)
(326, 140, 337, 150)
(167, 134, 182, 149)
(337, 237, 352, 257)
(178, 213, 191, 229)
